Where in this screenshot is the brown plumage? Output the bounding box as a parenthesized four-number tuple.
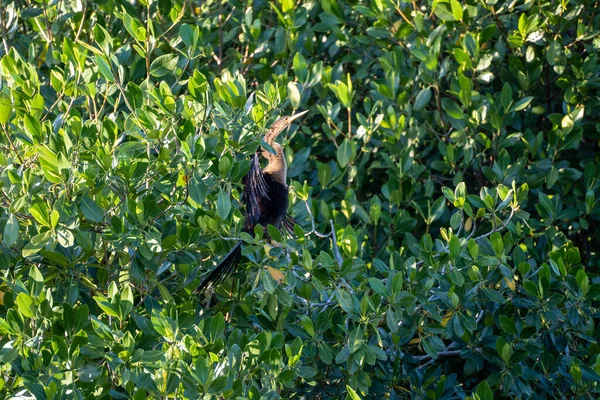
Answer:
(195, 111, 308, 294)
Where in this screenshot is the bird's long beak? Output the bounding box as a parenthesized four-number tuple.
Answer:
(288, 110, 309, 123)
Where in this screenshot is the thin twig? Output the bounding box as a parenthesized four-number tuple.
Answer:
(413, 343, 460, 370)
(304, 201, 330, 238)
(330, 220, 343, 266)
(472, 207, 516, 241)
(2, 125, 23, 164)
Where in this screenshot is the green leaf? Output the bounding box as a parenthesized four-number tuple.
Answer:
(94, 54, 114, 82)
(120, 285, 134, 318)
(482, 287, 506, 304)
(93, 295, 120, 318)
(500, 82, 513, 111)
(450, 0, 463, 20)
(125, 82, 144, 110)
(3, 214, 19, 247)
(449, 235, 460, 260)
(441, 98, 463, 119)
(346, 385, 362, 400)
(476, 380, 494, 400)
(77, 364, 102, 383)
(433, 1, 456, 21)
(430, 196, 447, 223)
(499, 315, 518, 336)
(287, 81, 301, 109)
(24, 114, 42, 141)
(0, 92, 12, 124)
(267, 224, 283, 243)
(16, 293, 35, 317)
(217, 188, 231, 220)
(414, 87, 432, 111)
(368, 278, 387, 297)
(80, 195, 105, 223)
(93, 24, 113, 54)
(50, 209, 59, 229)
(0, 340, 20, 364)
(336, 289, 354, 314)
(442, 187, 456, 203)
(511, 96, 533, 112)
(293, 52, 308, 82)
(150, 54, 179, 77)
(179, 23, 197, 48)
(337, 139, 355, 168)
(188, 177, 207, 206)
(490, 232, 503, 256)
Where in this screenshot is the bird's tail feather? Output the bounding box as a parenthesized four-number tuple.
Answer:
(196, 241, 243, 293)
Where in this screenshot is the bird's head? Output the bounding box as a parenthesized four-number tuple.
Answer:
(264, 110, 308, 143)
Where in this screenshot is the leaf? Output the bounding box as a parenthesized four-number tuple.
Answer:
(433, 2, 456, 21)
(3, 214, 19, 247)
(430, 196, 447, 223)
(120, 285, 134, 318)
(293, 52, 308, 82)
(336, 289, 354, 314)
(50, 209, 59, 229)
(0, 92, 12, 124)
(482, 287, 506, 304)
(414, 87, 432, 111)
(476, 380, 494, 400)
(449, 235, 460, 260)
(179, 23, 196, 47)
(94, 54, 114, 82)
(93, 295, 120, 318)
(511, 96, 533, 112)
(337, 139, 355, 168)
(441, 98, 463, 119)
(450, 0, 463, 20)
(80, 195, 105, 223)
(150, 54, 179, 77)
(346, 385, 362, 400)
(16, 293, 35, 317)
(125, 82, 143, 110)
(267, 266, 284, 284)
(77, 364, 102, 383)
(23, 114, 42, 140)
(287, 81, 301, 109)
(0, 341, 19, 364)
(500, 82, 513, 111)
(368, 278, 387, 297)
(490, 231, 503, 256)
(217, 188, 231, 220)
(499, 315, 518, 336)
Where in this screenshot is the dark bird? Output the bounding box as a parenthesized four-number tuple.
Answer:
(195, 110, 308, 293)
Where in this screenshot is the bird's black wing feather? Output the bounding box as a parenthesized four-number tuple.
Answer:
(195, 241, 243, 293)
(242, 152, 269, 226)
(281, 214, 298, 238)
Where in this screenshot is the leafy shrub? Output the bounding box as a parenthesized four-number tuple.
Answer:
(1, 0, 600, 398)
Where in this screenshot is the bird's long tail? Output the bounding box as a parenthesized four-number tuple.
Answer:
(195, 241, 243, 293)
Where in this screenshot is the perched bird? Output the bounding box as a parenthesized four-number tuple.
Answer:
(195, 110, 308, 293)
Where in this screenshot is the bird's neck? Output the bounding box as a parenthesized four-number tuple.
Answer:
(263, 142, 287, 185)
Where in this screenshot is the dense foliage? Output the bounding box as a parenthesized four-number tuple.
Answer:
(1, 0, 600, 398)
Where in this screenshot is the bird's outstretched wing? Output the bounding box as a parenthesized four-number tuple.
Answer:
(242, 152, 269, 226)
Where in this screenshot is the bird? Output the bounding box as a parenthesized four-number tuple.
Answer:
(195, 110, 308, 294)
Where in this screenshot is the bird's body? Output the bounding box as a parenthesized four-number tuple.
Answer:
(246, 172, 289, 230)
(195, 111, 307, 294)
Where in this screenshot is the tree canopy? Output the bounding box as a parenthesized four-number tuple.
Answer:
(1, 0, 600, 398)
